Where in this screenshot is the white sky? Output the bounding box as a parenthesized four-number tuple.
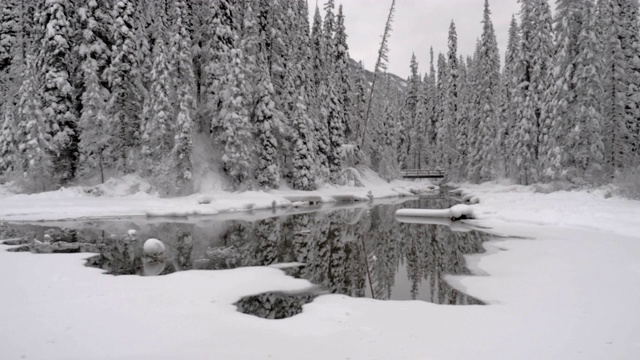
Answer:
(314, 0, 526, 78)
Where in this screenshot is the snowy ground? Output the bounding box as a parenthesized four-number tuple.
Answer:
(1, 177, 639, 359)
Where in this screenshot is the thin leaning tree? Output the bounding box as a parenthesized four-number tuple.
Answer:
(358, 0, 395, 149)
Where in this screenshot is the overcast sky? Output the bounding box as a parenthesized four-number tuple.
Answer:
(313, 0, 528, 78)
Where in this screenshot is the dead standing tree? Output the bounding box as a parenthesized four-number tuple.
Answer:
(358, 0, 396, 149)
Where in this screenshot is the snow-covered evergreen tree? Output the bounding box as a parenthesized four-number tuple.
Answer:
(253, 67, 280, 189)
(618, 0, 640, 167)
(140, 9, 174, 175)
(434, 53, 447, 168)
(456, 54, 472, 178)
(437, 22, 459, 173)
(37, 0, 79, 183)
(0, 105, 17, 173)
(405, 53, 423, 169)
(17, 55, 53, 190)
(469, 0, 501, 182)
(513, 0, 554, 184)
(571, 0, 605, 181)
(206, 0, 237, 134)
(377, 79, 401, 182)
(170, 0, 196, 192)
(107, 0, 144, 173)
(309, 5, 330, 181)
(334, 5, 352, 141)
(322, 0, 346, 183)
(593, 0, 638, 174)
(77, 0, 112, 182)
(188, 0, 215, 123)
(215, 2, 254, 189)
(499, 16, 520, 178)
(539, 0, 584, 180)
(0, 0, 18, 104)
(290, 94, 317, 190)
(424, 48, 437, 168)
(79, 59, 109, 183)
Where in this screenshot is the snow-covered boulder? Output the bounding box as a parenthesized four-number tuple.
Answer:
(143, 238, 166, 261)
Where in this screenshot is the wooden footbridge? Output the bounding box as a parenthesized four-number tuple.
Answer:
(400, 169, 446, 179)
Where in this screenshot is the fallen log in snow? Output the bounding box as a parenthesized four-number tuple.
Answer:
(394, 204, 475, 221)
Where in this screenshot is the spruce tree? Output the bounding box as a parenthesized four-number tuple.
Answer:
(107, 0, 144, 173)
(571, 0, 605, 180)
(309, 6, 330, 181)
(424, 48, 438, 168)
(618, 0, 640, 167)
(596, 0, 636, 173)
(456, 54, 471, 178)
(0, 105, 17, 173)
(513, 0, 554, 184)
(78, 0, 112, 182)
(469, 0, 501, 182)
(434, 53, 447, 168)
(17, 55, 53, 190)
(216, 2, 254, 189)
(499, 16, 520, 178)
(253, 67, 280, 189)
(207, 0, 237, 134)
(140, 10, 174, 175)
(171, 0, 196, 191)
(323, 0, 346, 183)
(539, 0, 584, 180)
(291, 94, 317, 190)
(334, 5, 353, 142)
(37, 0, 79, 183)
(0, 0, 18, 104)
(438, 21, 459, 173)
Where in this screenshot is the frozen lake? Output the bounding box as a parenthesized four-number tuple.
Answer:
(2, 197, 491, 319)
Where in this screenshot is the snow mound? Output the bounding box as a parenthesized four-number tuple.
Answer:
(450, 188, 480, 204)
(85, 175, 157, 198)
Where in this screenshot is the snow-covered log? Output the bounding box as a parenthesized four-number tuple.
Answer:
(394, 204, 475, 221)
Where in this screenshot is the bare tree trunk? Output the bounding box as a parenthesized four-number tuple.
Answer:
(358, 0, 396, 149)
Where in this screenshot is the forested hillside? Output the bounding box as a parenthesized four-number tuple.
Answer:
(1, 0, 639, 195)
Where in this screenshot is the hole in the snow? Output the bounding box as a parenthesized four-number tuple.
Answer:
(235, 286, 328, 319)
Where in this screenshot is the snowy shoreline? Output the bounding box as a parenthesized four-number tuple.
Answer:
(0, 170, 435, 222)
(2, 179, 640, 360)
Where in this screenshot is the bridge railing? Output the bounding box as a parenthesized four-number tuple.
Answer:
(400, 169, 445, 178)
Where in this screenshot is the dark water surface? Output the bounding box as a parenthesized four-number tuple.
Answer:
(1, 197, 491, 319)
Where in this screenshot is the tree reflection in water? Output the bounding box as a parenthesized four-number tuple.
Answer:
(3, 198, 489, 318)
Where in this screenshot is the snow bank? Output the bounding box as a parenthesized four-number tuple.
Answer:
(84, 174, 157, 197)
(2, 181, 640, 359)
(449, 187, 480, 204)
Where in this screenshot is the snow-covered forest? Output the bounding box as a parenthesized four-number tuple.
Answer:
(407, 0, 640, 186)
(0, 0, 639, 194)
